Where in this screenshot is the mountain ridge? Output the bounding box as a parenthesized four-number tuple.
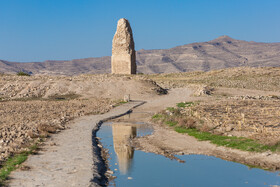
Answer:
(1, 36, 280, 75)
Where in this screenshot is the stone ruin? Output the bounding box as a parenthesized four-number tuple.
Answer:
(111, 18, 136, 74)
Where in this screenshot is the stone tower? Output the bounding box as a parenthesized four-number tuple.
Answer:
(111, 18, 136, 74)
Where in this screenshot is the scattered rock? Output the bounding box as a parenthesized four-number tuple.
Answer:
(0, 98, 113, 163)
(124, 94, 130, 102)
(230, 95, 280, 100)
(225, 126, 233, 132)
(20, 165, 31, 171)
(106, 170, 114, 175)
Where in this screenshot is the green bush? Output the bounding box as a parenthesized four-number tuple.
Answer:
(152, 114, 163, 119)
(177, 102, 195, 108)
(165, 120, 177, 127)
(17, 71, 30, 76)
(166, 107, 176, 112)
(177, 102, 186, 108)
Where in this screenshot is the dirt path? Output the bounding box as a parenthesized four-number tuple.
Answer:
(8, 101, 144, 187)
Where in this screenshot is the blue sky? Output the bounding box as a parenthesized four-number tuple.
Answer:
(0, 0, 279, 62)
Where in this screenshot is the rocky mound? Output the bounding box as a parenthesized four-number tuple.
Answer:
(0, 74, 166, 101)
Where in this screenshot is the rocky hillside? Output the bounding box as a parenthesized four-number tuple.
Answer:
(1, 36, 280, 75)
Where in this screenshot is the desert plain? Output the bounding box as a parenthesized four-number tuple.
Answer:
(0, 66, 280, 186)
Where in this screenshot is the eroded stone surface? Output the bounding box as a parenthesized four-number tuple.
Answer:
(111, 18, 136, 74)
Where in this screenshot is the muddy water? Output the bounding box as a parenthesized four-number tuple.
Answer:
(97, 114, 280, 187)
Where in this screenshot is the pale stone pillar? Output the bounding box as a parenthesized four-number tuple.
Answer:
(111, 18, 136, 74)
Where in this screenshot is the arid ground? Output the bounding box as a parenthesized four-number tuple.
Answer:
(1, 67, 280, 186)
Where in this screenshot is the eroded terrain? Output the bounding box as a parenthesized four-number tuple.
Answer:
(1, 67, 280, 185)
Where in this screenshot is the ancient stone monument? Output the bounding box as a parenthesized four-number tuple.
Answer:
(111, 18, 136, 74)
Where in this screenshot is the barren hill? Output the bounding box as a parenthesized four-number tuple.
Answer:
(1, 36, 280, 75)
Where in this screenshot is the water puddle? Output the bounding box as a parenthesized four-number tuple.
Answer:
(97, 115, 280, 187)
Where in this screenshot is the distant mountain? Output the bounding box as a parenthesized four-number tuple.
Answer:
(1, 36, 280, 75)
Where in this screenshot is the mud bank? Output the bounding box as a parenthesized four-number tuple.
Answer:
(133, 121, 280, 171)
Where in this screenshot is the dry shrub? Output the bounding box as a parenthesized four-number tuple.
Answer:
(178, 117, 196, 129)
(37, 124, 57, 134)
(177, 118, 187, 127)
(200, 124, 211, 132)
(266, 140, 280, 147)
(27, 130, 38, 138)
(173, 108, 182, 116)
(159, 110, 166, 115)
(186, 118, 196, 128)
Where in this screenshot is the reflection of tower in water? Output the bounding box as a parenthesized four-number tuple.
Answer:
(112, 123, 136, 174)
